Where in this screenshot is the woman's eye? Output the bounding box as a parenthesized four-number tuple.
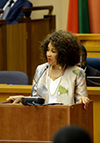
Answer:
(47, 48, 49, 51)
(52, 50, 55, 53)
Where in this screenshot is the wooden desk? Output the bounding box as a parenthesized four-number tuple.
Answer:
(0, 102, 93, 141)
(0, 84, 32, 102)
(0, 141, 51, 143)
(87, 87, 100, 143)
(76, 34, 100, 58)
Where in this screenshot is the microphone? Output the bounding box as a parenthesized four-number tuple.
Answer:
(31, 65, 49, 96)
(21, 65, 49, 106)
(80, 55, 82, 68)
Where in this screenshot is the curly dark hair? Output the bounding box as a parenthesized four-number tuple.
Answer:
(40, 30, 81, 68)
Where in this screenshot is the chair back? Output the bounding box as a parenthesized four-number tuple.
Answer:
(87, 57, 100, 71)
(0, 71, 29, 85)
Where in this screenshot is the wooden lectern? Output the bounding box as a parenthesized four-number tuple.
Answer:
(0, 101, 93, 142)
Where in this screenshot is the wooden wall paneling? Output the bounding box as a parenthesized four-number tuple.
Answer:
(44, 15, 56, 32)
(0, 21, 7, 70)
(29, 19, 50, 83)
(6, 23, 27, 72)
(76, 34, 100, 58)
(25, 16, 56, 84)
(4, 15, 56, 84)
(25, 22, 32, 85)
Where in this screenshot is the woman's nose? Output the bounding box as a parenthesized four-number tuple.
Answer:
(47, 51, 51, 56)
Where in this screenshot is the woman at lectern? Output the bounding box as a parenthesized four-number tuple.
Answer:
(7, 30, 90, 108)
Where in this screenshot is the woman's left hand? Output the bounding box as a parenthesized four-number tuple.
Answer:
(79, 96, 90, 110)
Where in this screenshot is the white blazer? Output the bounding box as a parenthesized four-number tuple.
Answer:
(32, 63, 88, 105)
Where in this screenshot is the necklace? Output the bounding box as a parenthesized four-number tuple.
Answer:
(47, 66, 65, 96)
(51, 65, 64, 79)
(48, 76, 62, 96)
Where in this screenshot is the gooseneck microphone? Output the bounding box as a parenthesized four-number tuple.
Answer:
(80, 55, 82, 68)
(31, 65, 49, 96)
(21, 65, 49, 106)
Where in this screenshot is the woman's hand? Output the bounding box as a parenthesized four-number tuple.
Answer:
(6, 95, 24, 104)
(79, 96, 90, 110)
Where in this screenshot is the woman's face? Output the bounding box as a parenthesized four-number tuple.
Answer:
(46, 42, 58, 66)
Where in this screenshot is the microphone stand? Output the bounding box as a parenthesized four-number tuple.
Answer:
(21, 65, 49, 106)
(31, 65, 49, 96)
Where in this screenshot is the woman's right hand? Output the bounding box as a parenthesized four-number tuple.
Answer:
(6, 95, 24, 104)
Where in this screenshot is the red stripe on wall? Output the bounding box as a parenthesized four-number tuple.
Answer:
(88, 0, 100, 33)
(67, 0, 79, 33)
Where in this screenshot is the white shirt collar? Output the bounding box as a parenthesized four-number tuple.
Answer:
(13, 0, 17, 3)
(83, 66, 87, 72)
(3, 0, 17, 10)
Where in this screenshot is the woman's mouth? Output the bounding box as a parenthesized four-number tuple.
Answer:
(47, 58, 51, 62)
